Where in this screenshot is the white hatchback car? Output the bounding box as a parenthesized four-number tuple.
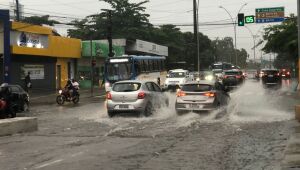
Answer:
(106, 80, 169, 117)
(175, 81, 230, 114)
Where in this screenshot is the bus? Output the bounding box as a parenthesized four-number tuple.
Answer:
(104, 55, 166, 91)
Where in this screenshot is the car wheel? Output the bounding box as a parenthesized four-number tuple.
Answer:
(7, 107, 16, 118)
(22, 101, 29, 112)
(108, 111, 115, 118)
(143, 104, 153, 117)
(165, 99, 169, 107)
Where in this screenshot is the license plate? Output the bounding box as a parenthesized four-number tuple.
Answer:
(119, 105, 129, 109)
(268, 75, 274, 77)
(190, 104, 203, 109)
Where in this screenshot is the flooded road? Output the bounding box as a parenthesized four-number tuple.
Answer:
(0, 80, 298, 170)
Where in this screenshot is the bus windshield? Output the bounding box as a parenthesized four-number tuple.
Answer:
(170, 72, 186, 78)
(212, 64, 222, 70)
(106, 63, 132, 81)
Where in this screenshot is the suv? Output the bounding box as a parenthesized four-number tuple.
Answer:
(222, 70, 245, 87)
(163, 69, 191, 91)
(261, 69, 282, 88)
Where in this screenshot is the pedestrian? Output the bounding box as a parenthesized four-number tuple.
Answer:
(24, 72, 31, 92)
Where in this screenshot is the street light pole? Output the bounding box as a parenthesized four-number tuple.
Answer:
(219, 3, 247, 66)
(244, 26, 256, 65)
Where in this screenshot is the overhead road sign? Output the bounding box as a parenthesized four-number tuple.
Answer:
(255, 7, 285, 23)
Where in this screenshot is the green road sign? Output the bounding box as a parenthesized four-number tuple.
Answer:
(245, 15, 255, 23)
(255, 7, 284, 13)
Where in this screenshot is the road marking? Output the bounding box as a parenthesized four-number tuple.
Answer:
(34, 159, 63, 169)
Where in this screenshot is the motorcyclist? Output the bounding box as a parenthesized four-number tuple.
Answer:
(71, 79, 79, 97)
(64, 80, 74, 99)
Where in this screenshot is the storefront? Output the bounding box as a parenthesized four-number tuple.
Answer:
(78, 40, 125, 88)
(6, 21, 81, 90)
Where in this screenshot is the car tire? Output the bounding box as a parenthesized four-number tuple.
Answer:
(108, 111, 115, 118)
(143, 104, 152, 117)
(22, 101, 29, 112)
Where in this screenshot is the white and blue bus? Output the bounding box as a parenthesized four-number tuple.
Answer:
(104, 55, 167, 91)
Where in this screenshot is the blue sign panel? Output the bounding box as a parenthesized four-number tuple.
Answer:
(256, 18, 285, 23)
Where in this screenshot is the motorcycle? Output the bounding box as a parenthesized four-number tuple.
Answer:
(56, 88, 80, 105)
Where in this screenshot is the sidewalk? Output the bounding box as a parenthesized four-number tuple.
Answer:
(29, 87, 106, 106)
(282, 126, 300, 169)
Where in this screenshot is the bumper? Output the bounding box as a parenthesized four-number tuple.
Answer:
(107, 99, 147, 113)
(175, 102, 216, 111)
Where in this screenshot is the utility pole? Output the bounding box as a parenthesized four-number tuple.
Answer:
(15, 0, 20, 21)
(107, 10, 114, 58)
(90, 37, 94, 96)
(193, 0, 198, 71)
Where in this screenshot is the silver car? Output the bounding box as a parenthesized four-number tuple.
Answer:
(106, 80, 169, 117)
(175, 81, 229, 114)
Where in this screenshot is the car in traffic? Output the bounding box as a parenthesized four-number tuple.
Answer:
(0, 84, 30, 118)
(163, 69, 191, 91)
(261, 69, 282, 88)
(222, 69, 245, 88)
(191, 71, 216, 82)
(106, 80, 169, 117)
(175, 81, 230, 114)
(280, 69, 291, 79)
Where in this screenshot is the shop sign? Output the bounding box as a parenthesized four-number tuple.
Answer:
(10, 31, 49, 48)
(21, 64, 45, 79)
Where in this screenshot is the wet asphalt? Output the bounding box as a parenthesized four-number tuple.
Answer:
(0, 79, 299, 170)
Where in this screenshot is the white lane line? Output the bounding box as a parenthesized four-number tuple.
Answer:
(34, 159, 63, 169)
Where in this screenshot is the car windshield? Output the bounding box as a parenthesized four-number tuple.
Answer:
(106, 63, 132, 81)
(112, 83, 141, 92)
(181, 84, 212, 92)
(169, 72, 186, 78)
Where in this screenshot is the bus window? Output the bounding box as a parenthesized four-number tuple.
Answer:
(144, 60, 149, 72)
(149, 60, 153, 72)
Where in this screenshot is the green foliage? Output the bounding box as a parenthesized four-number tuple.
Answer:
(22, 15, 60, 26)
(261, 15, 297, 68)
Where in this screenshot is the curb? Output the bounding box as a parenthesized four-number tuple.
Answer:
(0, 117, 38, 136)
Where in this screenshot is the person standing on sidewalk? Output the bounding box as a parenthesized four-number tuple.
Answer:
(24, 72, 31, 92)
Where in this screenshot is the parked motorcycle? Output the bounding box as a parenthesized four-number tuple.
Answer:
(56, 88, 80, 105)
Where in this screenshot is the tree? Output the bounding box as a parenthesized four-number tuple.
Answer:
(22, 15, 60, 26)
(260, 15, 297, 68)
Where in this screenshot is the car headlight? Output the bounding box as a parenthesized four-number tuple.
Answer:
(59, 90, 63, 94)
(205, 75, 213, 81)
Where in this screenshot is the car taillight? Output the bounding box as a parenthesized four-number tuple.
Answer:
(277, 73, 280, 76)
(224, 75, 228, 79)
(106, 92, 112, 100)
(287, 72, 290, 75)
(0, 100, 6, 109)
(138, 92, 146, 99)
(236, 75, 242, 79)
(176, 90, 186, 97)
(203, 92, 215, 97)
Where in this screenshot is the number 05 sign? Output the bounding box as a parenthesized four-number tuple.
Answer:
(245, 15, 255, 24)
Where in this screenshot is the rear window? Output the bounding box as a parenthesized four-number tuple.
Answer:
(224, 71, 240, 75)
(181, 84, 212, 92)
(112, 83, 141, 92)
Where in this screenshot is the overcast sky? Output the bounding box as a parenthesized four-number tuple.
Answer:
(0, 0, 297, 60)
